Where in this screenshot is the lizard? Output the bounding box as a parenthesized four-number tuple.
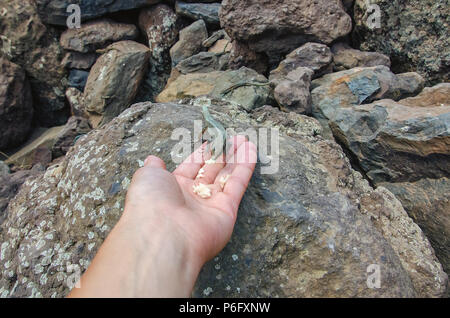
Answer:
(201, 104, 228, 161)
(220, 81, 270, 97)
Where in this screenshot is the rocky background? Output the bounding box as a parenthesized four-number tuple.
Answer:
(0, 0, 448, 298)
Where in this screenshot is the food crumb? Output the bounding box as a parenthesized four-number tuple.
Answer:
(219, 174, 231, 189)
(205, 158, 216, 165)
(196, 167, 205, 179)
(193, 183, 212, 199)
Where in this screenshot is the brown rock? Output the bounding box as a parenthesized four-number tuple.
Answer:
(270, 43, 333, 82)
(401, 83, 450, 107)
(60, 19, 138, 53)
(332, 43, 391, 71)
(5, 126, 65, 170)
(170, 20, 208, 66)
(208, 39, 231, 54)
(228, 41, 269, 75)
(84, 41, 150, 127)
(0, 0, 68, 126)
(52, 117, 92, 158)
(220, 0, 352, 62)
(65, 88, 86, 118)
(273, 67, 314, 114)
(0, 101, 446, 297)
(61, 52, 98, 70)
(0, 58, 33, 151)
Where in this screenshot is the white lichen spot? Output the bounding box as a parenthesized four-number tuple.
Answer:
(226, 285, 231, 291)
(215, 264, 221, 270)
(232, 254, 239, 261)
(88, 243, 95, 251)
(121, 177, 131, 190)
(88, 232, 95, 240)
(40, 273, 48, 285)
(203, 287, 213, 296)
(34, 264, 44, 274)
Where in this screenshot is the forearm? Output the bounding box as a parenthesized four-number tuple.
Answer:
(68, 213, 203, 298)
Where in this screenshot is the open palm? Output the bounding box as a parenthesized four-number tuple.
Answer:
(123, 136, 257, 263)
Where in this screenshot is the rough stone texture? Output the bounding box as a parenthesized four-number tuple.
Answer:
(0, 0, 68, 126)
(329, 98, 450, 184)
(36, 0, 161, 25)
(273, 67, 314, 115)
(65, 88, 85, 118)
(270, 43, 333, 81)
(353, 0, 450, 84)
(0, 162, 9, 177)
(61, 52, 97, 70)
(220, 0, 352, 63)
(332, 43, 391, 72)
(228, 41, 269, 75)
(157, 67, 270, 110)
(4, 126, 65, 170)
(381, 178, 450, 280)
(52, 117, 92, 158)
(137, 4, 179, 102)
(0, 101, 446, 298)
(0, 58, 33, 151)
(175, 1, 221, 27)
(84, 41, 150, 127)
(209, 39, 231, 55)
(68, 70, 89, 91)
(170, 52, 229, 80)
(60, 20, 138, 53)
(311, 66, 425, 130)
(170, 20, 208, 67)
(0, 167, 44, 226)
(401, 83, 450, 108)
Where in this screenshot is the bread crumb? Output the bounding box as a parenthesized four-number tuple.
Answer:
(219, 175, 231, 190)
(196, 167, 205, 179)
(193, 183, 212, 199)
(205, 158, 216, 165)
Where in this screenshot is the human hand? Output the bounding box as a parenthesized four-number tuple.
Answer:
(69, 135, 257, 298)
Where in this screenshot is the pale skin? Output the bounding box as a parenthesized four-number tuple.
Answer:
(68, 136, 257, 298)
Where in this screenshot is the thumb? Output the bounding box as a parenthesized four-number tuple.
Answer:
(144, 155, 167, 170)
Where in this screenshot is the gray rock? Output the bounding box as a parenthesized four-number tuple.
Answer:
(353, 0, 449, 84)
(157, 67, 271, 111)
(329, 98, 450, 184)
(170, 20, 208, 66)
(0, 101, 446, 297)
(220, 0, 352, 63)
(68, 70, 89, 91)
(174, 52, 229, 76)
(311, 66, 425, 129)
(84, 41, 150, 127)
(0, 58, 34, 151)
(381, 178, 450, 282)
(36, 0, 161, 25)
(331, 43, 391, 71)
(137, 4, 179, 102)
(60, 19, 138, 53)
(175, 1, 221, 27)
(0, 162, 9, 177)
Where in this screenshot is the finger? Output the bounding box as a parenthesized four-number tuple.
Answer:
(214, 135, 249, 185)
(223, 141, 257, 211)
(144, 155, 166, 169)
(173, 142, 208, 179)
(196, 135, 247, 184)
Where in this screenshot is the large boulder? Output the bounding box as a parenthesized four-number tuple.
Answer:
(156, 67, 271, 111)
(219, 0, 352, 63)
(0, 101, 446, 298)
(311, 66, 425, 137)
(0, 58, 33, 151)
(331, 43, 391, 72)
(137, 4, 179, 101)
(353, 0, 450, 84)
(175, 1, 221, 27)
(0, 0, 68, 126)
(60, 19, 138, 53)
(35, 0, 161, 25)
(84, 41, 150, 127)
(381, 178, 450, 281)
